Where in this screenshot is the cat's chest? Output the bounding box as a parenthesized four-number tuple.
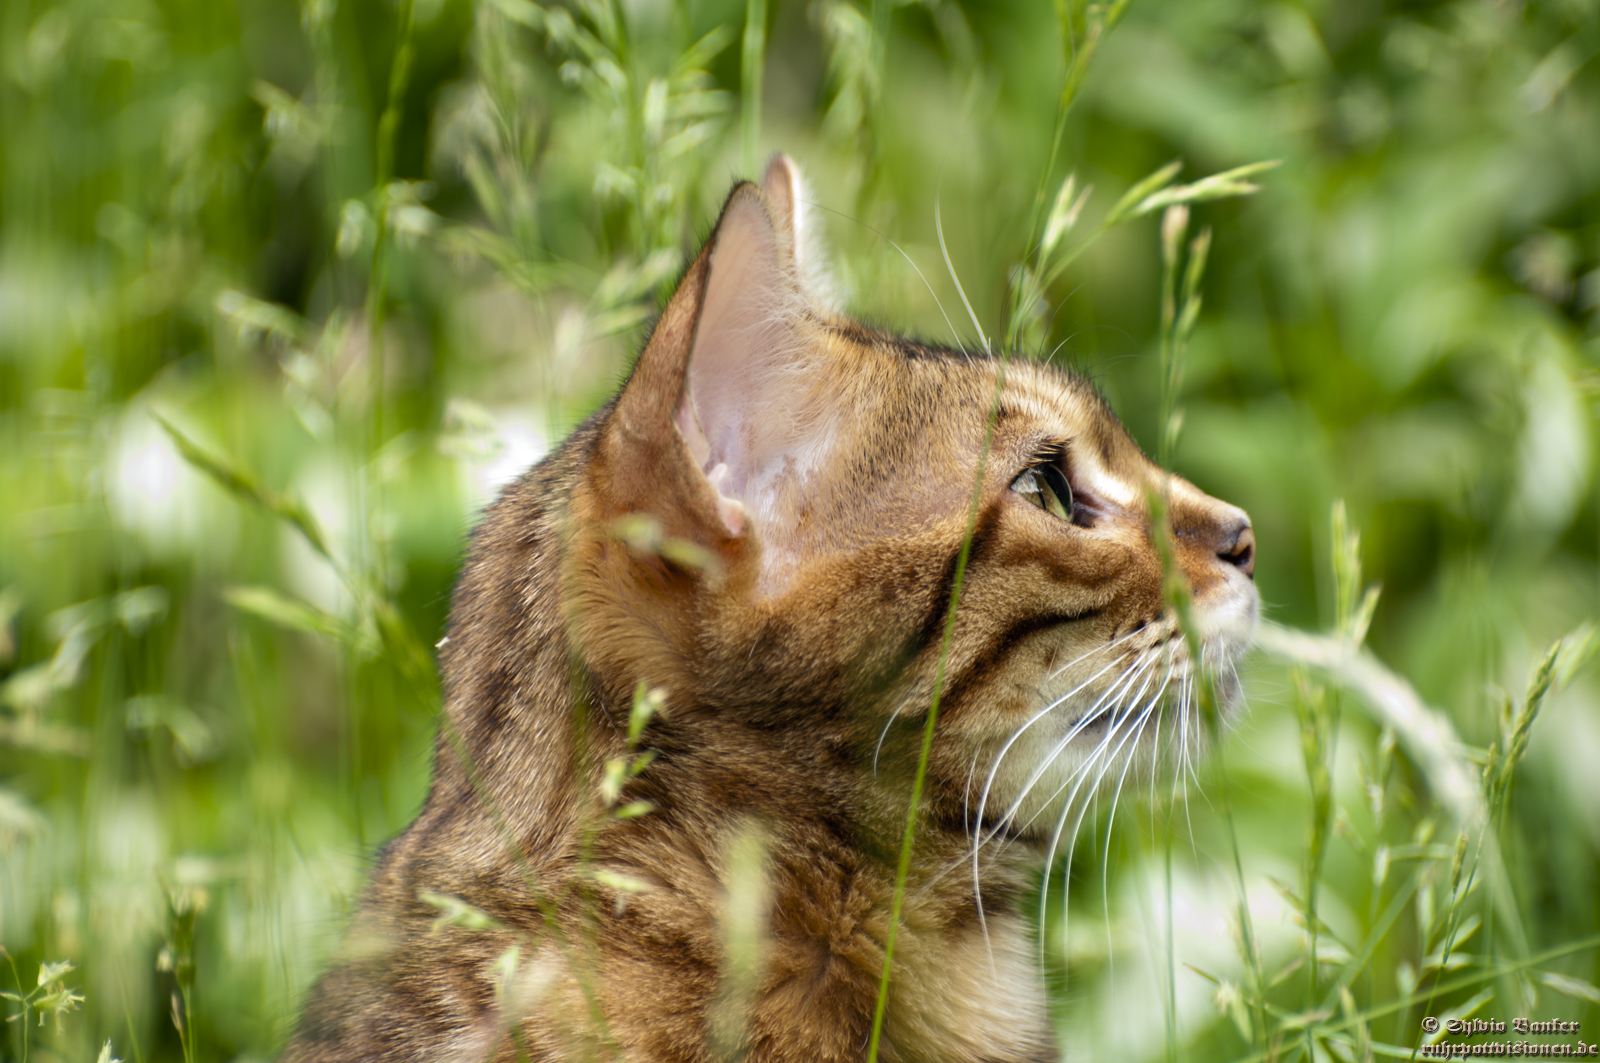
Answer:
(880, 913, 1056, 1063)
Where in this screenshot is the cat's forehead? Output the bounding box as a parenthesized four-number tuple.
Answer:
(816, 321, 1150, 500)
(998, 363, 1148, 504)
(878, 336, 1137, 451)
(994, 361, 1121, 438)
(861, 337, 1150, 504)
(833, 324, 1115, 416)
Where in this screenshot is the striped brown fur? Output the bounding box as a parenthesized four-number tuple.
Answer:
(282, 156, 1259, 1063)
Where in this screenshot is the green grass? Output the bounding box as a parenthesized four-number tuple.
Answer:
(3, 0, 1599, 1060)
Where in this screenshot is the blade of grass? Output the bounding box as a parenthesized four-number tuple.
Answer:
(1254, 624, 1485, 833)
(865, 358, 1005, 1063)
(1224, 933, 1600, 1063)
(740, 0, 766, 175)
(153, 415, 335, 567)
(366, 0, 418, 451)
(1005, 0, 1132, 352)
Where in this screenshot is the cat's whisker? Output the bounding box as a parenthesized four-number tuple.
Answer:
(970, 652, 1156, 945)
(969, 667, 1132, 858)
(998, 654, 1157, 841)
(1009, 632, 1152, 775)
(1226, 659, 1245, 731)
(1180, 678, 1204, 861)
(1182, 673, 1206, 795)
(926, 652, 1148, 912)
(1173, 672, 1218, 850)
(1160, 655, 1186, 799)
(1024, 656, 1177, 960)
(1035, 744, 1114, 962)
(1170, 688, 1189, 810)
(974, 656, 1152, 875)
(884, 626, 1142, 785)
(970, 643, 1139, 843)
(808, 203, 966, 352)
(1017, 661, 1161, 959)
(1038, 284, 1095, 364)
(962, 752, 982, 852)
(917, 634, 1149, 906)
(1098, 707, 1151, 978)
(1045, 626, 1146, 683)
(1147, 688, 1174, 816)
(1098, 673, 1171, 901)
(1037, 685, 1154, 969)
(871, 708, 899, 777)
(934, 191, 990, 355)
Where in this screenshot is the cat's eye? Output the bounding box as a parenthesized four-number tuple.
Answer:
(1012, 463, 1074, 522)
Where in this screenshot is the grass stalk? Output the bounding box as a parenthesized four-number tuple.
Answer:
(1154, 483, 1264, 1052)
(740, 0, 767, 176)
(1164, 831, 1180, 1063)
(1144, 203, 1273, 1055)
(1223, 933, 1600, 1063)
(349, 0, 416, 846)
(865, 361, 1006, 1063)
(366, 0, 418, 453)
(1005, 0, 1132, 352)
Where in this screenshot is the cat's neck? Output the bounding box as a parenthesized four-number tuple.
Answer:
(425, 435, 599, 868)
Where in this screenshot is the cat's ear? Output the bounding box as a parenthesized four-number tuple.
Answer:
(670, 181, 807, 541)
(599, 179, 828, 574)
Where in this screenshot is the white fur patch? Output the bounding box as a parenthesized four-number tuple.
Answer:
(886, 914, 1053, 1061)
(763, 154, 841, 314)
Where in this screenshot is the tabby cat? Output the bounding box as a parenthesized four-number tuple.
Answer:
(283, 155, 1259, 1063)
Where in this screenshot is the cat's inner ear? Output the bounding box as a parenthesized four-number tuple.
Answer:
(673, 184, 832, 549)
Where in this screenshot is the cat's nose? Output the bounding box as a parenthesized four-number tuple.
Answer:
(1165, 483, 1258, 593)
(1219, 521, 1255, 579)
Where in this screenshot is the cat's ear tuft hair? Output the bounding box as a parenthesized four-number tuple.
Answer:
(761, 153, 840, 313)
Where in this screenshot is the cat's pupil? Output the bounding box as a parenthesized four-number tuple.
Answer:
(1013, 464, 1073, 521)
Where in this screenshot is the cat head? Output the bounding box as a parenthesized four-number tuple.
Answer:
(567, 155, 1258, 847)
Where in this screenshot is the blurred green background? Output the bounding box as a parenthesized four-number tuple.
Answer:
(2, 0, 1597, 1059)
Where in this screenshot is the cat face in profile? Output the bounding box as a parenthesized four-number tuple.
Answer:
(573, 156, 1257, 845)
(284, 155, 1258, 1063)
